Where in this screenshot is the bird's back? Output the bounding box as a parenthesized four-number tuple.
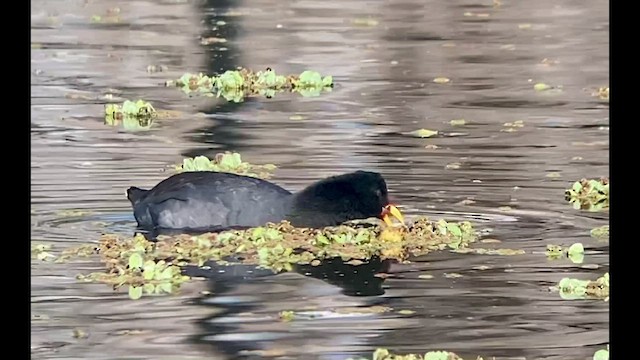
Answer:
(130, 171, 292, 230)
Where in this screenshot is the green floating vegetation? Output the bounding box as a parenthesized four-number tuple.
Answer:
(175, 152, 277, 179)
(410, 129, 439, 138)
(104, 99, 156, 131)
(590, 225, 609, 240)
(31, 243, 55, 261)
(346, 348, 486, 360)
(166, 68, 334, 102)
(279, 310, 295, 322)
(592, 87, 609, 100)
(546, 243, 585, 264)
(552, 272, 609, 301)
(593, 345, 609, 360)
(564, 178, 609, 211)
(280, 306, 392, 323)
(105, 99, 157, 119)
(60, 217, 477, 295)
(75, 235, 190, 300)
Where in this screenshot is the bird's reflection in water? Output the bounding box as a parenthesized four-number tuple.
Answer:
(184, 256, 394, 358)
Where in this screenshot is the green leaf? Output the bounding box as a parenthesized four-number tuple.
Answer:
(558, 277, 589, 299)
(157, 282, 172, 293)
(121, 100, 138, 115)
(143, 283, 155, 294)
(265, 228, 282, 240)
(446, 223, 462, 237)
(316, 234, 330, 245)
(143, 260, 156, 280)
(217, 232, 236, 243)
(179, 73, 195, 85)
(128, 253, 143, 269)
(322, 75, 333, 87)
(424, 351, 451, 360)
(568, 251, 584, 264)
(283, 247, 293, 257)
(251, 227, 266, 240)
(272, 244, 285, 255)
(567, 243, 584, 264)
(192, 156, 212, 171)
(257, 247, 270, 261)
(411, 129, 438, 138)
(298, 70, 323, 87)
(593, 348, 609, 360)
(436, 219, 448, 235)
(216, 70, 244, 89)
(372, 348, 390, 360)
(158, 267, 174, 280)
(104, 104, 120, 116)
(534, 83, 551, 91)
(572, 181, 583, 193)
(219, 152, 242, 169)
(128, 286, 143, 300)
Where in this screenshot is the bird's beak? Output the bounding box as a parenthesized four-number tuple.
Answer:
(381, 204, 404, 226)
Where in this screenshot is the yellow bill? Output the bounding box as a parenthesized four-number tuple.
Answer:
(382, 204, 404, 226)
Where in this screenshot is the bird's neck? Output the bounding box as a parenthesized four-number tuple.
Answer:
(285, 190, 356, 228)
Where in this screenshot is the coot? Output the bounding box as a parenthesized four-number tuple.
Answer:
(127, 170, 404, 231)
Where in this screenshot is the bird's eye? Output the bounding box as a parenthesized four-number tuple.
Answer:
(375, 189, 382, 198)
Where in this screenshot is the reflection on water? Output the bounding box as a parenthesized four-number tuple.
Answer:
(31, 0, 608, 358)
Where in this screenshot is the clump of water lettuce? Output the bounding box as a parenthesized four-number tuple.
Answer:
(590, 225, 609, 240)
(60, 217, 478, 296)
(591, 87, 609, 100)
(593, 345, 609, 360)
(31, 243, 56, 261)
(345, 348, 483, 360)
(166, 67, 333, 102)
(552, 272, 609, 301)
(74, 234, 190, 300)
(564, 178, 609, 211)
(175, 152, 277, 178)
(104, 99, 156, 131)
(546, 243, 585, 264)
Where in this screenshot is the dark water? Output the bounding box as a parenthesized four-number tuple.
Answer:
(31, 0, 609, 359)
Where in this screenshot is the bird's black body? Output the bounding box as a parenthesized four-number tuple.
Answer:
(127, 170, 391, 231)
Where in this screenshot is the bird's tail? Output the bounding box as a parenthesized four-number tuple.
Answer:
(126, 187, 148, 205)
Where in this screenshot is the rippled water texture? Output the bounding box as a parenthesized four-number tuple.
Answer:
(31, 0, 609, 358)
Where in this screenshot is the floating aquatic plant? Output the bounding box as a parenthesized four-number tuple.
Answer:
(278, 311, 295, 322)
(346, 348, 472, 360)
(31, 243, 55, 261)
(175, 73, 215, 95)
(166, 67, 334, 102)
(104, 100, 157, 131)
(75, 235, 190, 300)
(546, 243, 585, 264)
(590, 225, 609, 240)
(593, 345, 609, 360)
(175, 152, 277, 179)
(60, 217, 478, 295)
(104, 114, 154, 131)
(410, 129, 438, 138)
(290, 70, 333, 97)
(564, 178, 609, 211)
(591, 87, 609, 100)
(552, 272, 609, 301)
(105, 99, 156, 119)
